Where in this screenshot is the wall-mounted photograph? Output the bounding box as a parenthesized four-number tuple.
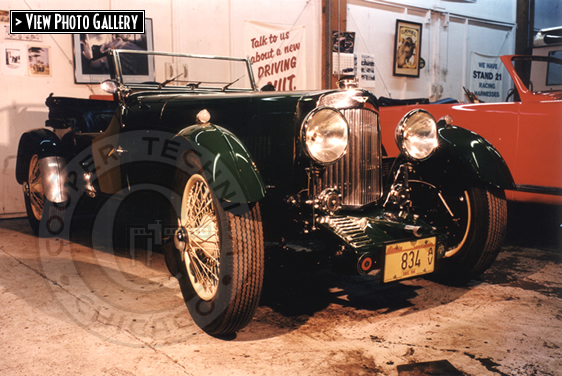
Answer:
(332, 31, 355, 53)
(393, 19, 422, 77)
(28, 45, 50, 76)
(6, 47, 21, 68)
(0, 43, 26, 76)
(72, 18, 154, 84)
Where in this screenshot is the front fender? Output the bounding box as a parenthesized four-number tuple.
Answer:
(176, 123, 266, 203)
(16, 128, 64, 184)
(417, 126, 515, 190)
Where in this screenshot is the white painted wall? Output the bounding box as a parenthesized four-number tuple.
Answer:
(0, 0, 320, 217)
(0, 0, 516, 216)
(0, 0, 175, 217)
(347, 0, 516, 100)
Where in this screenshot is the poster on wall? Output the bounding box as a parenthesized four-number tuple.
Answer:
(3, 24, 42, 42)
(244, 21, 306, 91)
(0, 43, 27, 76)
(393, 20, 422, 78)
(0, 10, 9, 23)
(469, 52, 505, 102)
(72, 18, 154, 84)
(333, 53, 355, 75)
(28, 45, 50, 76)
(332, 31, 355, 53)
(360, 54, 376, 86)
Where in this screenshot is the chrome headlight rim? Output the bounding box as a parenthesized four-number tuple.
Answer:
(395, 109, 438, 161)
(301, 106, 349, 166)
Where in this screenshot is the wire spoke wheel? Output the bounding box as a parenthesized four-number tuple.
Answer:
(181, 174, 221, 301)
(410, 182, 471, 257)
(171, 170, 265, 336)
(28, 154, 45, 221)
(24, 154, 65, 236)
(411, 182, 507, 282)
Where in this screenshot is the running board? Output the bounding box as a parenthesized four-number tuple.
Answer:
(515, 184, 562, 196)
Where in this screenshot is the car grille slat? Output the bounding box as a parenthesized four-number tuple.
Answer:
(320, 108, 381, 207)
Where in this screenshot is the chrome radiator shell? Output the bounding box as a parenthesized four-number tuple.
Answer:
(317, 107, 382, 208)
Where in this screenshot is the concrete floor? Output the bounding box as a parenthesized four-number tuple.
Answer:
(0, 202, 560, 376)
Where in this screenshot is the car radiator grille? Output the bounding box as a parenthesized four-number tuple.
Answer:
(319, 108, 382, 207)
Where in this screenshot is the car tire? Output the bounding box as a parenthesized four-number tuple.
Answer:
(411, 184, 507, 283)
(172, 173, 264, 336)
(23, 154, 66, 237)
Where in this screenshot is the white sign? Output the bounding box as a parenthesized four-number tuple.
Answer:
(360, 54, 376, 87)
(470, 52, 505, 102)
(244, 21, 306, 91)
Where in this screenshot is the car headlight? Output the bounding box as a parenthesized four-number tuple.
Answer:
(395, 109, 438, 160)
(301, 107, 349, 165)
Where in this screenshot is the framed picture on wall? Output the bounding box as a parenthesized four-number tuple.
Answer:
(332, 31, 355, 53)
(393, 19, 422, 78)
(72, 18, 154, 84)
(28, 45, 51, 77)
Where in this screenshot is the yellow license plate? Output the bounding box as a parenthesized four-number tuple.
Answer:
(383, 237, 436, 283)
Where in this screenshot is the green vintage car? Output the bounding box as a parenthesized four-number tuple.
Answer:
(16, 50, 514, 336)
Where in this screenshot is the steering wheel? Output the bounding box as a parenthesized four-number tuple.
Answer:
(505, 88, 517, 102)
(463, 86, 482, 103)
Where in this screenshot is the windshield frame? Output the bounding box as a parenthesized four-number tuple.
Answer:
(106, 49, 258, 92)
(502, 54, 562, 102)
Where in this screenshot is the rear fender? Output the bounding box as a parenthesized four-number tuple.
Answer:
(16, 128, 67, 203)
(417, 126, 515, 190)
(175, 123, 265, 203)
(16, 128, 64, 183)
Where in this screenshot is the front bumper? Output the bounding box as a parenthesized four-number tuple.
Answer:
(318, 210, 447, 279)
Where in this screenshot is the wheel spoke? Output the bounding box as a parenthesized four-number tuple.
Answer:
(180, 174, 221, 301)
(188, 252, 219, 278)
(187, 251, 219, 294)
(186, 201, 208, 227)
(28, 155, 45, 220)
(184, 185, 212, 227)
(188, 232, 219, 255)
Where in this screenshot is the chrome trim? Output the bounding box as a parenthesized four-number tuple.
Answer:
(317, 108, 382, 207)
(301, 107, 349, 166)
(318, 188, 342, 214)
(39, 156, 67, 203)
(337, 76, 359, 89)
(515, 184, 562, 196)
(319, 216, 374, 248)
(319, 89, 377, 112)
(108, 49, 258, 91)
(395, 109, 438, 161)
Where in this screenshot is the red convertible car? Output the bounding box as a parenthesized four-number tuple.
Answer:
(380, 54, 562, 205)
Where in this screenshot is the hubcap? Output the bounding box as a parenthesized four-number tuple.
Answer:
(174, 226, 188, 254)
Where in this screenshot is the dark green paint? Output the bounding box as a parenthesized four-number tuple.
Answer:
(177, 123, 266, 203)
(437, 126, 515, 189)
(319, 208, 438, 254)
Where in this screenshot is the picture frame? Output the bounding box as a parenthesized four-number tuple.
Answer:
(28, 45, 51, 77)
(393, 19, 422, 78)
(1, 43, 27, 76)
(332, 31, 355, 53)
(72, 18, 154, 84)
